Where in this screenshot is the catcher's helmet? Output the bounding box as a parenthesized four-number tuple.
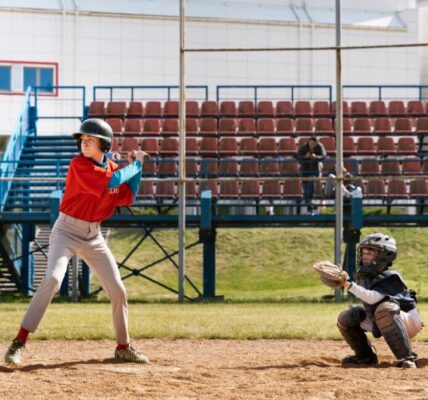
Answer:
(73, 118, 113, 152)
(356, 232, 397, 278)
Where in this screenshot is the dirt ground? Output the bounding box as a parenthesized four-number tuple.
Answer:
(1, 339, 428, 400)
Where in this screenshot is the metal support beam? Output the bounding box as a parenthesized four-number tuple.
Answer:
(21, 224, 35, 295)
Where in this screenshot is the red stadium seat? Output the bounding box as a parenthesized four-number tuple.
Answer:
(111, 138, 120, 152)
(238, 118, 256, 136)
(163, 101, 178, 118)
(240, 181, 260, 198)
(416, 118, 428, 135)
(106, 118, 123, 134)
(88, 101, 105, 118)
(219, 158, 239, 176)
(387, 179, 408, 199)
(240, 158, 259, 176)
(142, 119, 160, 136)
(139, 181, 155, 199)
(360, 158, 380, 175)
(199, 137, 218, 156)
(409, 179, 428, 198)
(159, 138, 179, 156)
(397, 138, 417, 155)
(283, 179, 303, 199)
(258, 138, 277, 155)
(262, 181, 282, 198)
(185, 158, 199, 177)
(369, 101, 387, 117)
(351, 101, 368, 117)
(259, 157, 280, 176)
(331, 101, 350, 117)
(186, 138, 199, 156)
(238, 101, 255, 117)
(343, 137, 356, 156)
(402, 158, 422, 175)
(141, 138, 160, 155)
(239, 137, 258, 156)
(122, 137, 140, 152)
(142, 159, 157, 177)
(407, 100, 425, 116)
(124, 119, 143, 135)
(156, 181, 177, 199)
(162, 119, 179, 136)
(219, 137, 239, 155)
(313, 101, 331, 117)
(377, 137, 396, 156)
(127, 101, 144, 118)
(381, 159, 400, 175)
(294, 101, 312, 117)
(106, 101, 127, 119)
(186, 182, 198, 199)
(365, 179, 386, 199)
(200, 101, 219, 118)
(219, 118, 237, 136)
(315, 118, 334, 136)
(219, 101, 237, 117)
(353, 118, 372, 135)
(186, 101, 199, 118)
(373, 118, 392, 136)
(276, 118, 295, 136)
(276, 101, 293, 117)
(257, 118, 275, 136)
(280, 158, 300, 176)
(388, 101, 405, 117)
(295, 118, 314, 136)
(145, 101, 163, 118)
(333, 118, 353, 135)
(219, 181, 239, 198)
(200, 158, 218, 177)
(158, 158, 178, 177)
(199, 118, 218, 136)
(256, 101, 275, 117)
(356, 137, 376, 155)
(394, 118, 413, 135)
(278, 138, 297, 155)
(319, 137, 335, 155)
(344, 158, 359, 176)
(186, 118, 199, 136)
(200, 181, 218, 197)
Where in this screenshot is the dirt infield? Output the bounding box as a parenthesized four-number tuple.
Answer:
(1, 339, 428, 400)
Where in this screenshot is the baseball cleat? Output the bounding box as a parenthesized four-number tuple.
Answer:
(4, 339, 25, 367)
(115, 346, 149, 364)
(397, 359, 417, 368)
(341, 353, 378, 366)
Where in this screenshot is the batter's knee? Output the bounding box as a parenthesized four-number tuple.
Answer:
(42, 276, 62, 294)
(338, 306, 366, 329)
(108, 283, 128, 305)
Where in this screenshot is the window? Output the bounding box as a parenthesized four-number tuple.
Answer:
(0, 66, 11, 92)
(23, 67, 54, 93)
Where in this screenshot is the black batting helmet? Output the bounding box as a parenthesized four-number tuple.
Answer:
(73, 118, 113, 152)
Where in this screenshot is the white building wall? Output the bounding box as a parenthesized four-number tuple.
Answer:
(0, 7, 421, 135)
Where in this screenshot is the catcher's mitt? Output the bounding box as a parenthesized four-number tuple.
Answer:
(313, 260, 349, 289)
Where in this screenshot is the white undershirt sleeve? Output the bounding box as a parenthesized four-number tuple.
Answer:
(348, 282, 386, 305)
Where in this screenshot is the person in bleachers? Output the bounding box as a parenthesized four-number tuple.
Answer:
(296, 135, 326, 214)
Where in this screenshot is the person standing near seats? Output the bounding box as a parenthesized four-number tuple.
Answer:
(4, 118, 149, 367)
(296, 135, 326, 214)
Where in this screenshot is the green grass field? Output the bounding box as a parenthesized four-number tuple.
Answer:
(1, 227, 428, 341)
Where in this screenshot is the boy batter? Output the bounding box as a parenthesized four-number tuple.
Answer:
(4, 118, 148, 366)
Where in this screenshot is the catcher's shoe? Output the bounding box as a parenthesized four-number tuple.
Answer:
(4, 339, 25, 367)
(342, 353, 378, 366)
(396, 359, 417, 369)
(115, 346, 149, 364)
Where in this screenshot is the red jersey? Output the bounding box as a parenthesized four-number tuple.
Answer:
(60, 155, 134, 222)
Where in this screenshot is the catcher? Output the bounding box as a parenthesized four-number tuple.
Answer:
(314, 232, 423, 368)
(4, 119, 149, 367)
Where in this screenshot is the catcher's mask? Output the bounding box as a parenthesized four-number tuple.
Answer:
(73, 118, 113, 153)
(356, 232, 397, 279)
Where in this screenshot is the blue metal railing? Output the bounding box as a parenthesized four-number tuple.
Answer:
(93, 85, 209, 102)
(0, 87, 33, 211)
(216, 85, 333, 104)
(343, 85, 428, 101)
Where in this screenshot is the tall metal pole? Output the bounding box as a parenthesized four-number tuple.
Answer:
(335, 0, 344, 301)
(178, 0, 186, 302)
